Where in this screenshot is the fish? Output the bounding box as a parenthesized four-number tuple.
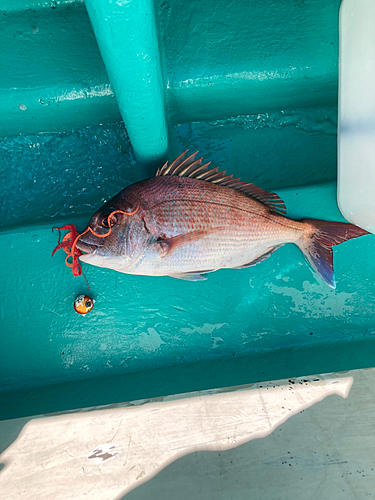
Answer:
(76, 151, 369, 288)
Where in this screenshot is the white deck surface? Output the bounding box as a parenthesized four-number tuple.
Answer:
(0, 372, 356, 499)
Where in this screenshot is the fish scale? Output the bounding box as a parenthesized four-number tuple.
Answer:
(77, 152, 369, 287)
(140, 194, 296, 273)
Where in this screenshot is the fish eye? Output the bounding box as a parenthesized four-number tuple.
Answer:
(100, 213, 118, 228)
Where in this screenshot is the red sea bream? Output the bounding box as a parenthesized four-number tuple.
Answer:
(76, 151, 369, 288)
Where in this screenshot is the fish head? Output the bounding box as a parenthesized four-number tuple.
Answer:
(76, 191, 150, 272)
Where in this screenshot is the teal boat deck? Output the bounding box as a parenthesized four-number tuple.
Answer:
(2, 180, 374, 420)
(1, 0, 374, 423)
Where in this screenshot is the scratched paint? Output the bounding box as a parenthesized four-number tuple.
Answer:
(87, 444, 120, 464)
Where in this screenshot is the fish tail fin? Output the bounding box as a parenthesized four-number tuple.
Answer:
(297, 219, 369, 289)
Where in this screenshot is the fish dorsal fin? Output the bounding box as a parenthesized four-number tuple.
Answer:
(156, 151, 286, 216)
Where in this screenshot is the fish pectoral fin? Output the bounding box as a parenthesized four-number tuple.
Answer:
(168, 272, 210, 281)
(156, 229, 218, 258)
(232, 246, 282, 269)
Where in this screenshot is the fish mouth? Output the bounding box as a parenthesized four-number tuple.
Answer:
(76, 238, 99, 255)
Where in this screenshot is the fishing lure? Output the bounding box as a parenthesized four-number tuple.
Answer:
(52, 208, 139, 277)
(74, 294, 95, 315)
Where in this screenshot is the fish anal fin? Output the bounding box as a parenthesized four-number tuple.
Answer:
(155, 151, 286, 216)
(233, 246, 281, 269)
(168, 272, 208, 281)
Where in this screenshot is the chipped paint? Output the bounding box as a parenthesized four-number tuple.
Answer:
(87, 444, 120, 464)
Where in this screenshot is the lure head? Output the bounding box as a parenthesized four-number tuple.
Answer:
(73, 294, 95, 315)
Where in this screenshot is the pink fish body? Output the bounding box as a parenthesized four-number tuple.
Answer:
(77, 152, 368, 288)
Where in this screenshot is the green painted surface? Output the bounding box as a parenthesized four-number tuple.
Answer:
(1, 182, 374, 419)
(0, 123, 135, 228)
(174, 107, 338, 191)
(0, 1, 121, 136)
(1, 108, 337, 229)
(0, 0, 340, 135)
(2, 0, 372, 421)
(162, 0, 341, 122)
(85, 0, 168, 162)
